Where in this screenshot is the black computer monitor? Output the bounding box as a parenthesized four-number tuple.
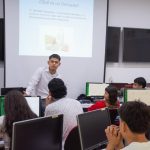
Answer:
(12, 115, 63, 150)
(1, 87, 26, 95)
(77, 109, 111, 150)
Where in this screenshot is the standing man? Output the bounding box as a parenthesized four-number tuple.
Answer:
(25, 54, 61, 116)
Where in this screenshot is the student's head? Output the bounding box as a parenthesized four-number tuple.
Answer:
(104, 86, 118, 107)
(4, 90, 37, 138)
(133, 77, 146, 88)
(48, 54, 61, 73)
(48, 78, 67, 100)
(119, 101, 150, 141)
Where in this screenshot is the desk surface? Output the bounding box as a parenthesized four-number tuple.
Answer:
(81, 103, 93, 108)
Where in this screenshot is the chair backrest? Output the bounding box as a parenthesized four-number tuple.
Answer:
(106, 107, 120, 126)
(64, 126, 81, 150)
(146, 128, 150, 140)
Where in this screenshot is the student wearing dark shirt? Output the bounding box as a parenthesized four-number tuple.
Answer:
(88, 86, 120, 111)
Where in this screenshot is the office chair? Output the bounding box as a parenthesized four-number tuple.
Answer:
(64, 126, 81, 150)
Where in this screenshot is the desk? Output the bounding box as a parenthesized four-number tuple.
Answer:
(81, 103, 93, 112)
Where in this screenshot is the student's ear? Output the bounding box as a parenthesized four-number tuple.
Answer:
(122, 121, 128, 133)
(120, 120, 126, 134)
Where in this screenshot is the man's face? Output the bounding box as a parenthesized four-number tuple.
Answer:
(48, 58, 60, 72)
(132, 83, 142, 89)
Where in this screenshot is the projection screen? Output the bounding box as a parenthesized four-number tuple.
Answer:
(4, 0, 108, 98)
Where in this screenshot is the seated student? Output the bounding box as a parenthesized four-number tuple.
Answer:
(0, 90, 37, 149)
(45, 78, 83, 149)
(133, 77, 146, 89)
(105, 101, 150, 150)
(88, 86, 119, 111)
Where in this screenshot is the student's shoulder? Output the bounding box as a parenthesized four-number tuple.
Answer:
(66, 98, 82, 106)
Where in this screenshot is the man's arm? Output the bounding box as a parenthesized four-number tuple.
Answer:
(25, 67, 43, 96)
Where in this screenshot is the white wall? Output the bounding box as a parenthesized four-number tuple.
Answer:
(0, 0, 4, 94)
(106, 0, 150, 83)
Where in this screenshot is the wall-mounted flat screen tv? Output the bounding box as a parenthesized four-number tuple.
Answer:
(106, 26, 120, 62)
(123, 27, 150, 62)
(0, 19, 4, 61)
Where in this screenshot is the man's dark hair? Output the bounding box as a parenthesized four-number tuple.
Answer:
(134, 77, 146, 88)
(119, 101, 150, 134)
(105, 86, 118, 105)
(49, 54, 61, 61)
(48, 78, 67, 99)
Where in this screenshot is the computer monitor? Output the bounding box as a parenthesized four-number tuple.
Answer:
(77, 109, 111, 150)
(12, 114, 63, 150)
(124, 89, 150, 106)
(86, 82, 109, 98)
(0, 96, 41, 117)
(25, 96, 41, 117)
(1, 87, 26, 95)
(0, 96, 5, 116)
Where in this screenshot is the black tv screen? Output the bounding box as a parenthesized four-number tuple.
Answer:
(123, 27, 150, 62)
(106, 26, 120, 62)
(0, 19, 4, 61)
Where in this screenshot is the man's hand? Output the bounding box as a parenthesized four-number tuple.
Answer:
(105, 125, 123, 150)
(23, 91, 28, 96)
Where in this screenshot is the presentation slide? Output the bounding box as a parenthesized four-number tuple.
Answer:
(5, 0, 108, 98)
(19, 0, 93, 57)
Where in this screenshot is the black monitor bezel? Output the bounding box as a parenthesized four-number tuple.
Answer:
(77, 109, 111, 150)
(12, 114, 63, 150)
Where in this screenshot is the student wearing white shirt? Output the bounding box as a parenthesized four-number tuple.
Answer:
(25, 54, 61, 116)
(45, 78, 83, 150)
(105, 101, 150, 150)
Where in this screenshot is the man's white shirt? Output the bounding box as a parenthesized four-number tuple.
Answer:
(26, 66, 61, 99)
(121, 141, 150, 150)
